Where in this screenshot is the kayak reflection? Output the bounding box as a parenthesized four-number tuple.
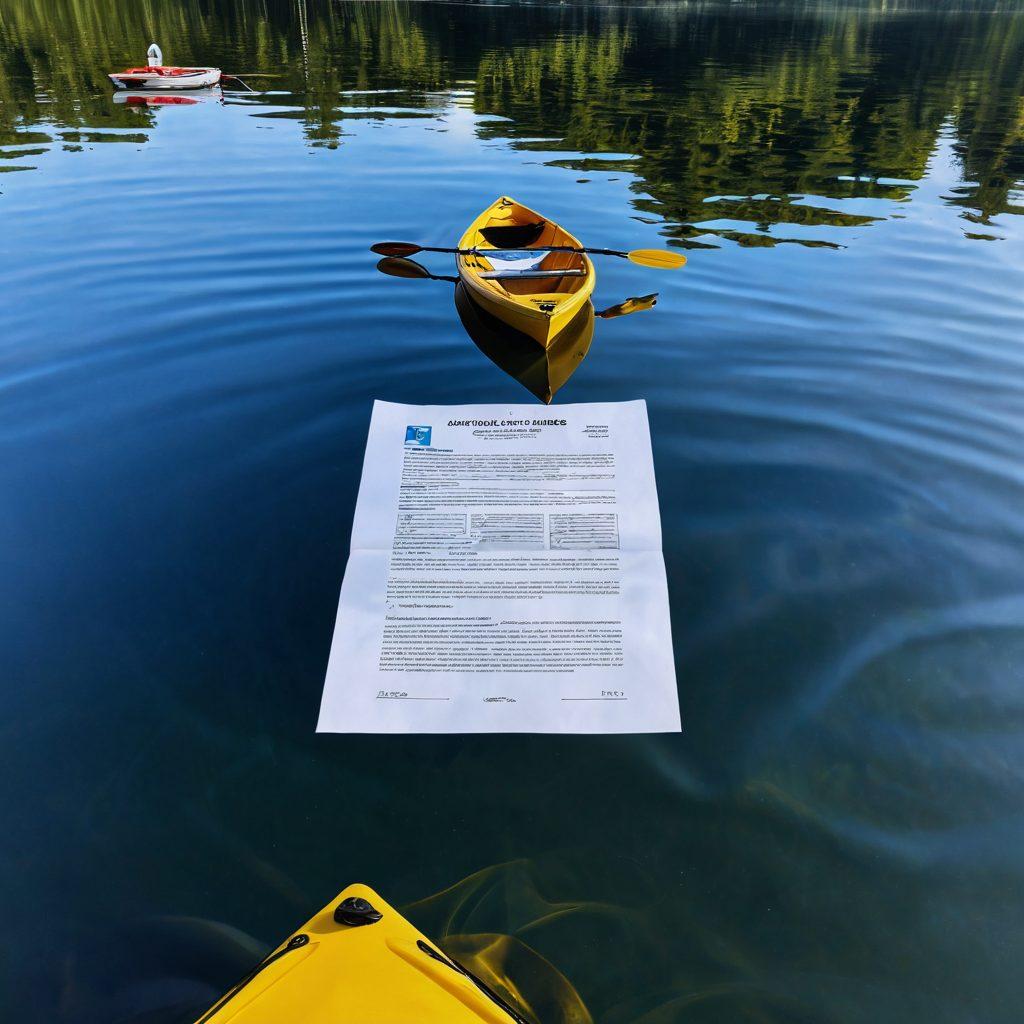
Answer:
(455, 282, 593, 405)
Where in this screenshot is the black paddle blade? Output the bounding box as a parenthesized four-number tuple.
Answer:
(371, 241, 423, 257)
(596, 293, 659, 319)
(479, 221, 546, 249)
(376, 256, 433, 280)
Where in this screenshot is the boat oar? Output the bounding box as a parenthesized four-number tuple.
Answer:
(376, 256, 458, 283)
(596, 293, 659, 319)
(371, 241, 687, 270)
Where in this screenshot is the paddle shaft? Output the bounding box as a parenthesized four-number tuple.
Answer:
(414, 244, 628, 259)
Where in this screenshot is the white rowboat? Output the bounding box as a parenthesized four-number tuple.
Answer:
(108, 67, 222, 90)
(108, 43, 221, 91)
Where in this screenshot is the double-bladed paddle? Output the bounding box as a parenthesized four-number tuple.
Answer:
(371, 241, 687, 270)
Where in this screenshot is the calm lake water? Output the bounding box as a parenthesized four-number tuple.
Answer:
(3, 1, 1024, 1021)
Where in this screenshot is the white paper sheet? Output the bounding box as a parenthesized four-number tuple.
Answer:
(317, 400, 680, 733)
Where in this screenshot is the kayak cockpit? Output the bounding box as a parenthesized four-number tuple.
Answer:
(464, 205, 588, 298)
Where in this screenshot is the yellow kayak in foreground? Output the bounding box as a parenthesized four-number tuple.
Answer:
(193, 883, 532, 1024)
(457, 197, 596, 348)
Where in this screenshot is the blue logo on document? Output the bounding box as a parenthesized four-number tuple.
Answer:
(405, 425, 432, 446)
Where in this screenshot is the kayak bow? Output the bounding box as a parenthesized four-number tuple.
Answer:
(192, 884, 534, 1024)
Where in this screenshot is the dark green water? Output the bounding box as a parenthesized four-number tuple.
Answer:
(2, 2, 1024, 1021)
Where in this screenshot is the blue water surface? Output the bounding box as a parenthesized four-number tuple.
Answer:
(2, 2, 1024, 1021)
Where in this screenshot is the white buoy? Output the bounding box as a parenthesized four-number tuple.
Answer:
(147, 43, 163, 68)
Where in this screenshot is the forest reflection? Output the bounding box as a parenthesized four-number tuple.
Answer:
(1, 0, 1022, 243)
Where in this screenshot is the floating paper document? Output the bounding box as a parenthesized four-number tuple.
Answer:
(317, 400, 680, 733)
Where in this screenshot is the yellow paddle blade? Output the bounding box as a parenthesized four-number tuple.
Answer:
(627, 248, 688, 269)
(596, 293, 659, 319)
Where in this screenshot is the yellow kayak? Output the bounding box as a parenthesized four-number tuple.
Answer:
(457, 197, 595, 348)
(192, 883, 533, 1024)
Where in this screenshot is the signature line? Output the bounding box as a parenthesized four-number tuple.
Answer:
(377, 696, 451, 700)
(560, 697, 628, 701)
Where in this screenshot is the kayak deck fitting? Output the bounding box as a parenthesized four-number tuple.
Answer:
(192, 884, 534, 1024)
(457, 196, 596, 348)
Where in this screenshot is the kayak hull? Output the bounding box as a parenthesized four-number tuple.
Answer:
(457, 196, 595, 349)
(109, 67, 222, 90)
